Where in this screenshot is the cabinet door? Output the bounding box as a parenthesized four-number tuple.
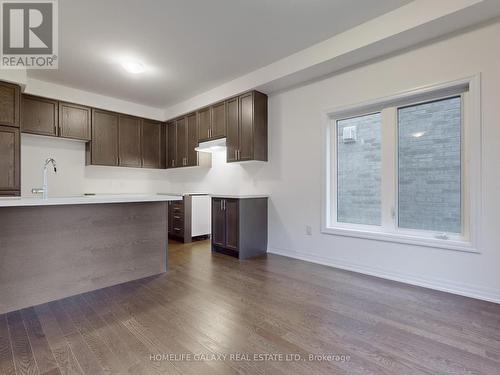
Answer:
(176, 117, 187, 167)
(21, 95, 58, 136)
(197, 107, 211, 141)
(239, 93, 254, 161)
(226, 97, 239, 162)
(211, 101, 226, 139)
(118, 115, 142, 167)
(91, 109, 118, 166)
(0, 125, 20, 193)
(186, 113, 198, 166)
(59, 102, 91, 140)
(167, 122, 177, 168)
(142, 120, 162, 168)
(225, 199, 239, 251)
(0, 81, 20, 128)
(212, 198, 226, 247)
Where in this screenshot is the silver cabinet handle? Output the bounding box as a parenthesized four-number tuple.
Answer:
(234, 150, 237, 160)
(220, 200, 223, 211)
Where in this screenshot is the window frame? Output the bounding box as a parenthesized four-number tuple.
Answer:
(321, 75, 482, 253)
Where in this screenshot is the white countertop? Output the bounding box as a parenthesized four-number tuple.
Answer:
(210, 194, 269, 199)
(0, 194, 182, 207)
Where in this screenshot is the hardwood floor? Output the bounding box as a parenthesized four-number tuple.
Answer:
(1, 239, 499, 374)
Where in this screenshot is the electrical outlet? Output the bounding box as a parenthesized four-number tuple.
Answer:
(306, 225, 312, 235)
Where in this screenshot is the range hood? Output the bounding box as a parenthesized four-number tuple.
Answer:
(195, 137, 226, 153)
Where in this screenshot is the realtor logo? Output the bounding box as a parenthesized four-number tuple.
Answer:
(1, 0, 58, 69)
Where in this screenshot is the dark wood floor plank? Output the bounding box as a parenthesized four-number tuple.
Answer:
(151, 262, 410, 375)
(136, 276, 349, 375)
(127, 279, 292, 375)
(102, 283, 238, 375)
(47, 302, 104, 375)
(20, 308, 59, 375)
(80, 290, 172, 375)
(90, 288, 183, 375)
(0, 314, 16, 375)
(33, 304, 84, 375)
(58, 297, 126, 374)
(6, 310, 39, 375)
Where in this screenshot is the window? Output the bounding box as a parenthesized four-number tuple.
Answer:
(323, 76, 481, 252)
(398, 97, 462, 233)
(336, 113, 381, 226)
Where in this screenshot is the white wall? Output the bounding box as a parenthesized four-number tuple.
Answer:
(21, 134, 171, 196)
(165, 21, 500, 302)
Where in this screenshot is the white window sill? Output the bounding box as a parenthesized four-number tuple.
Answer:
(321, 226, 479, 253)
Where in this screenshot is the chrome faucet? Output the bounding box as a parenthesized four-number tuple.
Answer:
(32, 158, 57, 200)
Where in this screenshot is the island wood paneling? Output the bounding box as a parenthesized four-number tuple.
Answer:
(0, 202, 168, 315)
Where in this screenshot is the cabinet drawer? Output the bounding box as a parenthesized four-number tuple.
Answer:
(172, 215, 184, 229)
(172, 226, 184, 236)
(172, 202, 184, 211)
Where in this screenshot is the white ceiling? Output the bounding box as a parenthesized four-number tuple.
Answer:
(28, 0, 412, 108)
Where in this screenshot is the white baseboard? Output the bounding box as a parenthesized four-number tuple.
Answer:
(267, 247, 500, 304)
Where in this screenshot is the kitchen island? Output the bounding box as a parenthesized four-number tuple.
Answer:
(0, 194, 182, 314)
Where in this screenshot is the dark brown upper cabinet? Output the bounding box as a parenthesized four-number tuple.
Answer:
(166, 113, 198, 169)
(88, 109, 119, 166)
(175, 117, 187, 167)
(21, 95, 92, 140)
(226, 97, 239, 163)
(167, 121, 177, 168)
(118, 114, 142, 168)
(0, 81, 20, 128)
(211, 101, 226, 139)
(226, 91, 268, 163)
(59, 102, 91, 140)
(142, 119, 162, 169)
(197, 106, 211, 142)
(21, 94, 58, 137)
(197, 103, 226, 143)
(186, 113, 198, 166)
(0, 125, 20, 195)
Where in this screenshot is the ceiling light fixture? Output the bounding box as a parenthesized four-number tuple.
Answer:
(122, 60, 146, 74)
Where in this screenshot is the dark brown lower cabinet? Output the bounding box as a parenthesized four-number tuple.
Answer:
(168, 197, 192, 243)
(211, 196, 268, 259)
(0, 125, 20, 195)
